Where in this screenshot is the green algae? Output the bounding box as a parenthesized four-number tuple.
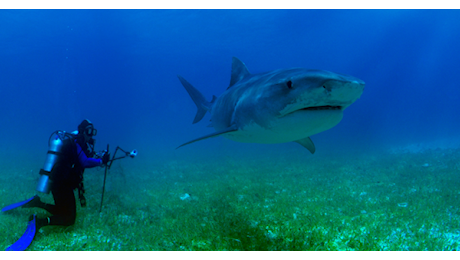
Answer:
(1, 147, 460, 250)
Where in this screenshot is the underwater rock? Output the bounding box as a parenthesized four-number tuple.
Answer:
(397, 202, 408, 208)
(180, 193, 191, 201)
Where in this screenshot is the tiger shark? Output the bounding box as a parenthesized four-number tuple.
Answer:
(177, 57, 365, 153)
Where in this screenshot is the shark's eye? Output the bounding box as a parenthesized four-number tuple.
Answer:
(286, 80, 293, 89)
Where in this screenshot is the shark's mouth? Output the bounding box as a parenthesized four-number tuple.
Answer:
(301, 106, 342, 111)
(281, 105, 343, 117)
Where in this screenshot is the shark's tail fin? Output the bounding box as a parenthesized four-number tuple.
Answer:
(178, 75, 213, 124)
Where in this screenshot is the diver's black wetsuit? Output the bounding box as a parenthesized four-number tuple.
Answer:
(26, 135, 102, 228)
(39, 184, 78, 226)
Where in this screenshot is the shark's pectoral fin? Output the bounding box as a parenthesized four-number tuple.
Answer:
(176, 125, 239, 149)
(294, 137, 316, 154)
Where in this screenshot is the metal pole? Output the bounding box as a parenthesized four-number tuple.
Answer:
(99, 144, 109, 213)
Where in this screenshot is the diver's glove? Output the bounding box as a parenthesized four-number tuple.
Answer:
(102, 152, 110, 165)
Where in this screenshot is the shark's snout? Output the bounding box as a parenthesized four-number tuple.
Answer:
(352, 80, 365, 85)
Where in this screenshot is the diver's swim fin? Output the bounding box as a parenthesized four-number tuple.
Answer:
(5, 215, 37, 251)
(1, 196, 36, 212)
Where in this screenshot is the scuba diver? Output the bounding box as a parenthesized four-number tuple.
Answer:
(3, 119, 137, 251)
(19, 119, 110, 230)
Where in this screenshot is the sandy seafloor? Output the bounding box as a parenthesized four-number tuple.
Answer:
(1, 140, 460, 251)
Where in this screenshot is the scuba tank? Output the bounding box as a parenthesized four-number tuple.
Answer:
(36, 130, 75, 194)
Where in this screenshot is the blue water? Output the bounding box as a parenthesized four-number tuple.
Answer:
(2, 9, 460, 251)
(1, 9, 459, 161)
(0, 10, 460, 160)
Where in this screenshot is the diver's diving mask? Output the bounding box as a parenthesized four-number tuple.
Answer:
(84, 125, 97, 137)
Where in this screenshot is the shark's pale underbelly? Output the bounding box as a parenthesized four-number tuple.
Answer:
(223, 110, 344, 144)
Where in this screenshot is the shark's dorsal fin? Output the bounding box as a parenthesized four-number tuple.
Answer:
(176, 125, 238, 149)
(228, 57, 250, 89)
(294, 137, 316, 154)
